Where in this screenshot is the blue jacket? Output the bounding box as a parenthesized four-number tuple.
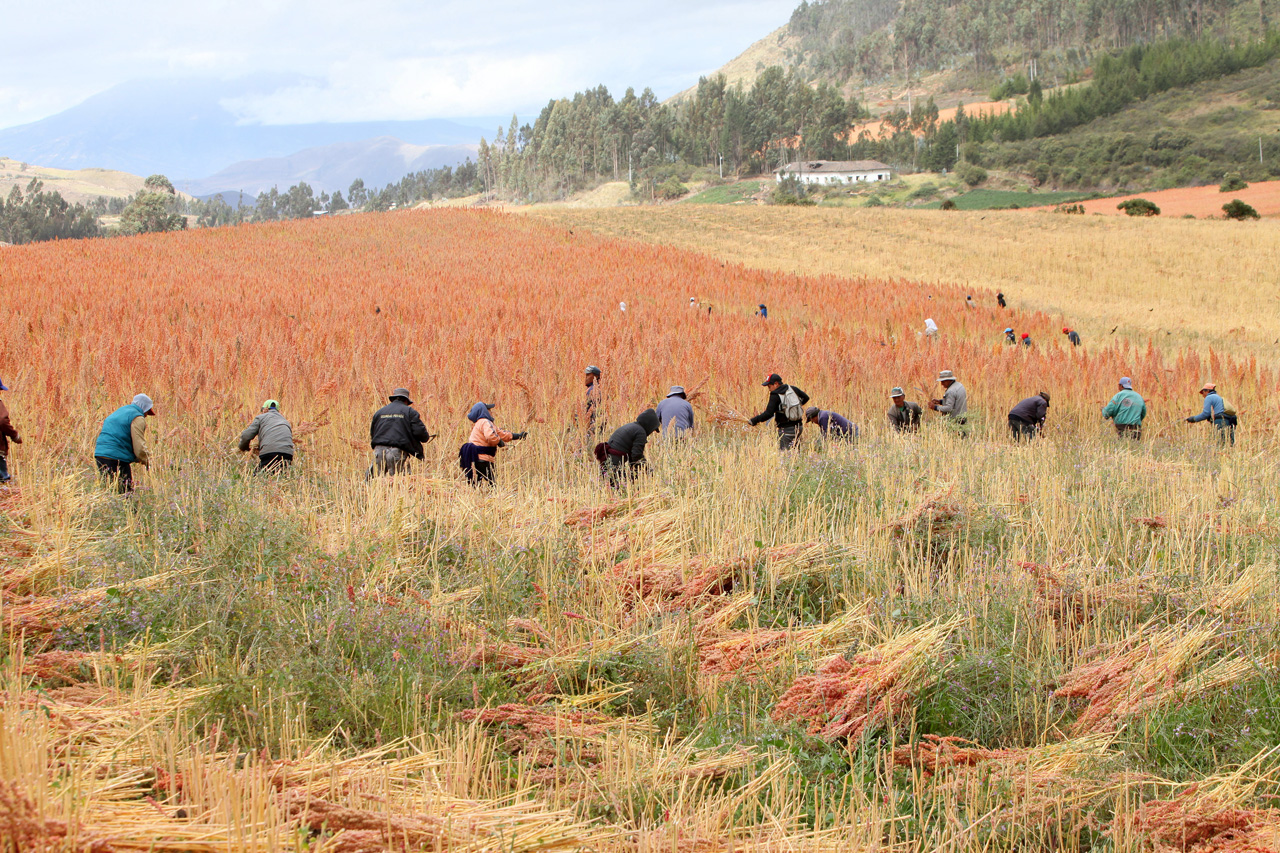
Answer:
(94, 404, 146, 462)
(816, 411, 857, 438)
(1189, 392, 1226, 422)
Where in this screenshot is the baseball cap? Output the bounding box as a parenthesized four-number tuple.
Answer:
(1022, 333, 1029, 339)
(263, 399, 279, 410)
(0, 378, 8, 391)
(1004, 328, 1013, 333)
(762, 372, 782, 386)
(584, 365, 601, 377)
(804, 406, 820, 420)
(1119, 377, 1133, 389)
(890, 387, 905, 398)
(1200, 382, 1216, 392)
(1062, 327, 1070, 333)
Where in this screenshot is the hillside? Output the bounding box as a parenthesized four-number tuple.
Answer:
(0, 157, 185, 204)
(686, 0, 1271, 108)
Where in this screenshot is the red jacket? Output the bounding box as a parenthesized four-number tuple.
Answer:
(0, 399, 19, 456)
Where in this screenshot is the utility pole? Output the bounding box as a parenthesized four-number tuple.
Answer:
(1260, 136, 1264, 164)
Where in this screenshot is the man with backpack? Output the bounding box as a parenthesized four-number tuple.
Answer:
(1185, 382, 1237, 445)
(750, 373, 809, 451)
(369, 387, 432, 476)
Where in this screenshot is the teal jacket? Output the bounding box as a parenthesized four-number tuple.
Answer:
(94, 404, 146, 462)
(1102, 390, 1147, 426)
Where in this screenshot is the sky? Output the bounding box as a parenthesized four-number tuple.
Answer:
(0, 0, 798, 129)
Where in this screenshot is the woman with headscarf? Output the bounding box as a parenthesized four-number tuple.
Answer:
(459, 400, 525, 486)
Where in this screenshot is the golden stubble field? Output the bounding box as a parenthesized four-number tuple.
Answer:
(1, 208, 1278, 853)
(526, 205, 1280, 367)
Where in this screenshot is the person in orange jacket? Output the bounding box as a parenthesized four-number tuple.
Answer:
(459, 401, 526, 486)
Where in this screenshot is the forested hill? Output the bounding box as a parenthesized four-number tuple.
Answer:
(708, 0, 1271, 92)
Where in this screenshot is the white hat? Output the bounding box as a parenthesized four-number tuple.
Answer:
(666, 386, 686, 397)
(132, 393, 155, 414)
(937, 369, 955, 382)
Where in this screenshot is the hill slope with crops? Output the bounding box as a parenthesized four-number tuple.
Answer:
(1, 209, 1278, 851)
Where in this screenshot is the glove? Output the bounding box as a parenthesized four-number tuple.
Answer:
(1185, 417, 1195, 423)
(511, 432, 528, 440)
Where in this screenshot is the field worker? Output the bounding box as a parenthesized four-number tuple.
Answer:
(238, 399, 295, 472)
(924, 318, 938, 338)
(1008, 391, 1050, 440)
(619, 301, 627, 313)
(887, 387, 923, 433)
(750, 373, 810, 451)
(584, 365, 602, 434)
(997, 292, 1007, 308)
(93, 393, 155, 492)
(0, 378, 20, 483)
(1102, 377, 1147, 439)
(1004, 327, 1017, 345)
(928, 370, 968, 429)
(805, 406, 857, 441)
(965, 295, 976, 310)
(689, 297, 697, 309)
(1063, 327, 1081, 347)
(1185, 382, 1236, 445)
(757, 304, 768, 319)
(597, 408, 660, 485)
(1021, 333, 1032, 347)
(369, 387, 432, 476)
(459, 401, 527, 486)
(656, 386, 695, 437)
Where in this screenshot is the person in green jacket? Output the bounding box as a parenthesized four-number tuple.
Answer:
(93, 394, 156, 491)
(1102, 377, 1147, 439)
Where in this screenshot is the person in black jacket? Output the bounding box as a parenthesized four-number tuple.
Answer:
(749, 373, 809, 450)
(369, 387, 432, 477)
(599, 408, 660, 485)
(1008, 391, 1050, 440)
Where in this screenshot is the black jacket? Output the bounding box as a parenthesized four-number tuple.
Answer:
(1008, 395, 1048, 425)
(750, 384, 809, 428)
(369, 400, 431, 459)
(607, 409, 660, 463)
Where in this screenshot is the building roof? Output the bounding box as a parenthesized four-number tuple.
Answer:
(777, 160, 891, 174)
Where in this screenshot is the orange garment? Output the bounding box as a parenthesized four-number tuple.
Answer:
(467, 418, 513, 462)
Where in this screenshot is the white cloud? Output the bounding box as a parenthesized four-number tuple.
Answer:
(0, 0, 798, 128)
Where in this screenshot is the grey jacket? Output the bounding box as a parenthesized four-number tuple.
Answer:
(239, 409, 295, 456)
(937, 382, 968, 418)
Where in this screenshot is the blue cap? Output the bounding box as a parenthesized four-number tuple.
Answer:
(0, 378, 8, 391)
(1119, 376, 1133, 389)
(1004, 328, 1013, 333)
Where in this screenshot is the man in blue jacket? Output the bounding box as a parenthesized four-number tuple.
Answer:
(93, 394, 156, 492)
(1185, 383, 1236, 445)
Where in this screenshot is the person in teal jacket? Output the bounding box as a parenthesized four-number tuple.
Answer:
(93, 394, 156, 491)
(1102, 377, 1147, 439)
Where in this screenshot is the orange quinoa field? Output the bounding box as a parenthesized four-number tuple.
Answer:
(1032, 179, 1280, 218)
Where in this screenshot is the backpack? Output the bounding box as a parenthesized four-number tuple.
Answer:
(1220, 398, 1237, 417)
(780, 386, 804, 423)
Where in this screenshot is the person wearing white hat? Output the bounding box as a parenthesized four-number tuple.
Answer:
(239, 399, 296, 472)
(656, 386, 695, 438)
(929, 370, 967, 430)
(0, 377, 20, 483)
(1185, 382, 1236, 445)
(93, 393, 156, 492)
(1102, 377, 1147, 439)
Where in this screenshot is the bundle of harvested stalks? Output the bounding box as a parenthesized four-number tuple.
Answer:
(691, 393, 754, 430)
(459, 703, 612, 756)
(1, 569, 192, 638)
(698, 609, 870, 679)
(1055, 621, 1253, 736)
(1022, 561, 1160, 626)
(763, 542, 856, 584)
(0, 780, 85, 853)
(1132, 789, 1280, 853)
(20, 650, 123, 686)
(607, 553, 749, 611)
(563, 493, 668, 529)
(891, 734, 1020, 774)
(771, 619, 957, 742)
(875, 486, 962, 537)
(1135, 515, 1169, 530)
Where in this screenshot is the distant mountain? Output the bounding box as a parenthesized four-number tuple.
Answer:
(185, 137, 478, 197)
(0, 75, 495, 184)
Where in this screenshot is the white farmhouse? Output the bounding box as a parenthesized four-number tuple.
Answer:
(776, 160, 892, 185)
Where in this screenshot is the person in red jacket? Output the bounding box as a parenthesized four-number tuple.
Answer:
(0, 378, 20, 483)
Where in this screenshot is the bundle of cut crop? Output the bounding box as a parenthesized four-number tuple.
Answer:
(1055, 621, 1252, 736)
(891, 734, 1019, 774)
(692, 392, 754, 430)
(1131, 789, 1280, 853)
(0, 780, 73, 851)
(875, 485, 962, 537)
(763, 541, 857, 584)
(1022, 561, 1159, 626)
(2, 570, 190, 638)
(698, 610, 869, 679)
(563, 492, 667, 529)
(771, 619, 957, 742)
(20, 651, 122, 686)
(608, 553, 749, 612)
